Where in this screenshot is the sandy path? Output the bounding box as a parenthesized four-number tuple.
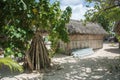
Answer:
(1, 43, 120, 80)
(83, 43, 120, 58)
(43, 43, 120, 80)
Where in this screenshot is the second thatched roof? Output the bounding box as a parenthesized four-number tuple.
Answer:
(67, 20, 107, 35)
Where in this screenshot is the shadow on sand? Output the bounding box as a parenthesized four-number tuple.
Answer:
(43, 57, 120, 80)
(0, 65, 22, 79)
(105, 48, 120, 54)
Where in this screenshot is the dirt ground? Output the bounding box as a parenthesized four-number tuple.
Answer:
(1, 43, 120, 80)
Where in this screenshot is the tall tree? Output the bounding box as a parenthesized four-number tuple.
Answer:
(27, 0, 72, 71)
(0, 0, 72, 71)
(85, 0, 120, 32)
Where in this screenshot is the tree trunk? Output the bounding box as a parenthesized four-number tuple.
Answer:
(26, 32, 51, 72)
(119, 42, 120, 49)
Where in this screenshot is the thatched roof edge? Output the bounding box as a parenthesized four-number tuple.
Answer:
(66, 20, 107, 35)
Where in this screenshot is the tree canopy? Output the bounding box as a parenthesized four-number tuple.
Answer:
(0, 0, 72, 57)
(0, 0, 72, 71)
(85, 0, 120, 33)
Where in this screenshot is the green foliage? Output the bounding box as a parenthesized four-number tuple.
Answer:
(0, 0, 72, 58)
(35, 1, 72, 43)
(84, 0, 120, 32)
(4, 48, 14, 57)
(3, 25, 27, 57)
(0, 0, 34, 57)
(0, 58, 23, 72)
(84, 10, 112, 32)
(116, 34, 120, 42)
(32, 0, 72, 54)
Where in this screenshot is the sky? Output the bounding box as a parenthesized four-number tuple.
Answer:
(36, 0, 94, 20)
(50, 0, 94, 20)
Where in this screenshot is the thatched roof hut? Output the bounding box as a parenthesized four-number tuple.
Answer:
(59, 20, 107, 54)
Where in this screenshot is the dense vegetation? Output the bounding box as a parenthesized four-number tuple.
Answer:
(0, 0, 71, 71)
(85, 0, 120, 33)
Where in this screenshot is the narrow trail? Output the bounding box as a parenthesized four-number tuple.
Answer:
(43, 43, 120, 80)
(83, 43, 120, 58)
(1, 43, 120, 80)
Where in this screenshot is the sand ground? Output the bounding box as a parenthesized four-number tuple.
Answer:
(0, 43, 120, 80)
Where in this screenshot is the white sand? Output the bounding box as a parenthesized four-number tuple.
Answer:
(1, 43, 120, 80)
(44, 43, 120, 80)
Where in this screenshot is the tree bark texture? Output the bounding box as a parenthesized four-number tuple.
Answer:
(26, 32, 51, 72)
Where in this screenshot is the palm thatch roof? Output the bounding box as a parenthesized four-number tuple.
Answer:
(114, 21, 120, 35)
(67, 20, 107, 35)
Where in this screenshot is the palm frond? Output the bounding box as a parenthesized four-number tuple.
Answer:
(0, 58, 23, 72)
